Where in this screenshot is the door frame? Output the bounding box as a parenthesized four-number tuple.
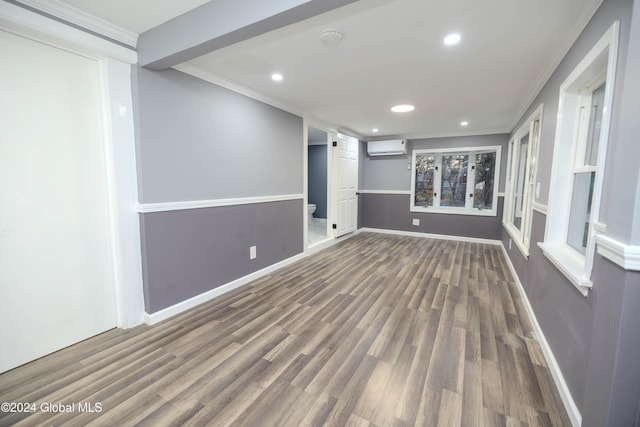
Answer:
(303, 115, 337, 252)
(1, 3, 145, 328)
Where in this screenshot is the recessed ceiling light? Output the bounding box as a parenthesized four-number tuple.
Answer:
(444, 33, 461, 45)
(460, 121, 469, 126)
(271, 73, 283, 81)
(391, 104, 415, 113)
(372, 128, 379, 133)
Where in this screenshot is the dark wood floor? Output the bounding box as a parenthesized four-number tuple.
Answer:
(0, 232, 570, 426)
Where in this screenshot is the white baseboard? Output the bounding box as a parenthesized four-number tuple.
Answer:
(360, 226, 581, 425)
(144, 252, 305, 325)
(144, 232, 356, 325)
(358, 227, 502, 246)
(499, 244, 582, 427)
(144, 225, 579, 426)
(305, 236, 339, 254)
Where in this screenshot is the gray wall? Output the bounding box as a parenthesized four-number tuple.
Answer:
(361, 193, 504, 240)
(140, 199, 303, 313)
(308, 145, 327, 218)
(603, 1, 640, 424)
(135, 67, 303, 203)
(359, 134, 508, 240)
(601, 0, 640, 245)
(362, 134, 509, 192)
(134, 68, 305, 314)
(501, 0, 640, 425)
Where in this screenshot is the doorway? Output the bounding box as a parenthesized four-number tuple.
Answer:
(307, 126, 331, 246)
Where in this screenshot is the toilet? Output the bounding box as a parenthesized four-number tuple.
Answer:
(308, 204, 316, 223)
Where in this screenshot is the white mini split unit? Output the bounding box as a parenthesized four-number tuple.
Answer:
(367, 139, 407, 156)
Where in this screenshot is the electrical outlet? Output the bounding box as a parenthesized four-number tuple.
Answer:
(250, 246, 256, 260)
(412, 218, 420, 226)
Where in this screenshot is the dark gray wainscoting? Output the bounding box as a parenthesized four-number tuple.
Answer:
(359, 193, 503, 240)
(140, 199, 303, 313)
(502, 210, 640, 426)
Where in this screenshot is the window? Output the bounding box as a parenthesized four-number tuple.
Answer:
(566, 81, 605, 254)
(539, 22, 619, 295)
(503, 105, 542, 256)
(411, 146, 501, 216)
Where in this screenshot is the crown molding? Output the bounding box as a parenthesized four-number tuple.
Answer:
(362, 128, 510, 143)
(507, 0, 604, 134)
(13, 0, 137, 48)
(1, 1, 137, 63)
(174, 64, 305, 118)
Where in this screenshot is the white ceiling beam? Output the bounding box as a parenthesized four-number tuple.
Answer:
(138, 0, 359, 70)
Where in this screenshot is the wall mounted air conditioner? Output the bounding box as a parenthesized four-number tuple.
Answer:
(367, 139, 407, 156)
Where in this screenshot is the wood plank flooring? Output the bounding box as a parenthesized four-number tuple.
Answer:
(0, 232, 571, 426)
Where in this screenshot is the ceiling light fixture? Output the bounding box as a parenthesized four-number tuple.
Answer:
(391, 104, 415, 113)
(372, 128, 379, 133)
(444, 33, 461, 45)
(320, 28, 344, 45)
(460, 121, 469, 126)
(271, 73, 283, 81)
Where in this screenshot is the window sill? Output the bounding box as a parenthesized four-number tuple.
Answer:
(502, 222, 530, 258)
(410, 206, 497, 217)
(538, 242, 592, 296)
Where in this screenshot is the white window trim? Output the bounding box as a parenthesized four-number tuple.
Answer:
(539, 21, 619, 296)
(410, 145, 502, 216)
(503, 104, 543, 258)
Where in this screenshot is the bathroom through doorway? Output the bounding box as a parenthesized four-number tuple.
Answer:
(307, 126, 330, 246)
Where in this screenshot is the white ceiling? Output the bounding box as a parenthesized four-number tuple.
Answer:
(55, 0, 601, 139)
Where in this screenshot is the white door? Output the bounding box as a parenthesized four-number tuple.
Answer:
(334, 133, 358, 237)
(0, 31, 117, 373)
